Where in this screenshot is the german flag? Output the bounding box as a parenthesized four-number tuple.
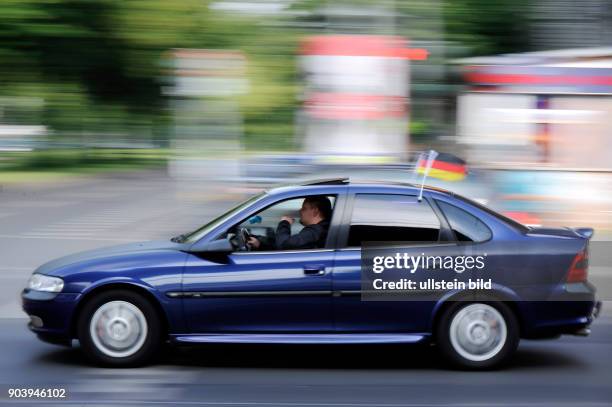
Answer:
(416, 152, 467, 181)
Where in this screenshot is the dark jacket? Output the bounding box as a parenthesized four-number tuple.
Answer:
(275, 219, 329, 250)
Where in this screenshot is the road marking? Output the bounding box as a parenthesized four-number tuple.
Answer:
(52, 219, 134, 224)
(21, 233, 97, 238)
(0, 201, 73, 208)
(22, 230, 96, 234)
(29, 227, 107, 232)
(0, 234, 140, 242)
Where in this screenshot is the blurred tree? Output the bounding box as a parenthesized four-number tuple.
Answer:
(0, 0, 211, 138)
(444, 0, 531, 56)
(0, 0, 533, 154)
(0, 0, 302, 150)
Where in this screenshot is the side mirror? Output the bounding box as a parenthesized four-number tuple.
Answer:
(189, 238, 233, 253)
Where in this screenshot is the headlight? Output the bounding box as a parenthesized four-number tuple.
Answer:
(27, 273, 64, 293)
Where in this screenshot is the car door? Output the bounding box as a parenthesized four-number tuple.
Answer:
(331, 190, 463, 333)
(181, 189, 346, 333)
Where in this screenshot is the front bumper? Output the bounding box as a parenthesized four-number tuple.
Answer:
(22, 289, 81, 346)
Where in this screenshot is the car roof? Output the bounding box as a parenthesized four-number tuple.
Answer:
(266, 177, 453, 196)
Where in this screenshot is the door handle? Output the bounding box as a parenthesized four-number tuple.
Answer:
(303, 265, 325, 276)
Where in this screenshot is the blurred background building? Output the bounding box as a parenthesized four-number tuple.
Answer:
(530, 0, 612, 50)
(299, 35, 425, 160)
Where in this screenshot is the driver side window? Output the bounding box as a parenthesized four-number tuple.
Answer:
(239, 198, 307, 238)
(223, 195, 337, 252)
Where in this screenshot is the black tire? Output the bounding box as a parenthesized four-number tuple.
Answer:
(436, 301, 519, 370)
(77, 289, 162, 367)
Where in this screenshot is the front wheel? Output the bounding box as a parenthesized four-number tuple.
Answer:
(437, 302, 519, 369)
(77, 290, 162, 367)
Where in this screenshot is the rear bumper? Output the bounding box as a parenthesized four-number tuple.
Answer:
(592, 300, 602, 319)
(520, 282, 600, 338)
(564, 300, 601, 336)
(22, 289, 81, 346)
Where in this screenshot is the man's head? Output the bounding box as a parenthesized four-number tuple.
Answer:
(299, 196, 332, 226)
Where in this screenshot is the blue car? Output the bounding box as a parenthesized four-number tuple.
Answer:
(22, 178, 601, 369)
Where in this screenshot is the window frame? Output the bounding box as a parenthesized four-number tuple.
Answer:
(336, 191, 455, 249)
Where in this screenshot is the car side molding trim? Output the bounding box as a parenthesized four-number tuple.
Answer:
(166, 290, 363, 298)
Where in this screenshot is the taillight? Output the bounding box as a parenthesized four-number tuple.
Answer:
(567, 249, 589, 283)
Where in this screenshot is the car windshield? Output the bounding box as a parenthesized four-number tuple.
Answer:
(173, 192, 266, 244)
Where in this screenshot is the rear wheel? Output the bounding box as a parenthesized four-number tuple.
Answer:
(77, 290, 161, 367)
(437, 302, 519, 369)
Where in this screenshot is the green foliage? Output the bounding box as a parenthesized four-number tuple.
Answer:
(0, 0, 211, 133)
(0, 0, 533, 155)
(444, 0, 531, 56)
(2, 148, 169, 170)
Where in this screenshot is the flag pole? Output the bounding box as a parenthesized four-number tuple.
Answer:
(418, 149, 438, 202)
(413, 151, 425, 179)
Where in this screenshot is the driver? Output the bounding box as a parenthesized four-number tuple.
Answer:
(248, 196, 332, 250)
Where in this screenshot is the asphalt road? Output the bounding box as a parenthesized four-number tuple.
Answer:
(0, 171, 611, 407)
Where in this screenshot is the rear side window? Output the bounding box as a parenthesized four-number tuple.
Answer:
(436, 200, 492, 242)
(347, 194, 440, 247)
(454, 193, 529, 233)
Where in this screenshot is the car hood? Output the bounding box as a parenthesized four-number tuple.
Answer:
(35, 240, 188, 277)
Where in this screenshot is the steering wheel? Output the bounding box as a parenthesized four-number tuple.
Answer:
(236, 227, 252, 251)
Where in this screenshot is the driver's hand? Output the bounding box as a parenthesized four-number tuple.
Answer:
(247, 236, 261, 249)
(281, 216, 295, 224)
